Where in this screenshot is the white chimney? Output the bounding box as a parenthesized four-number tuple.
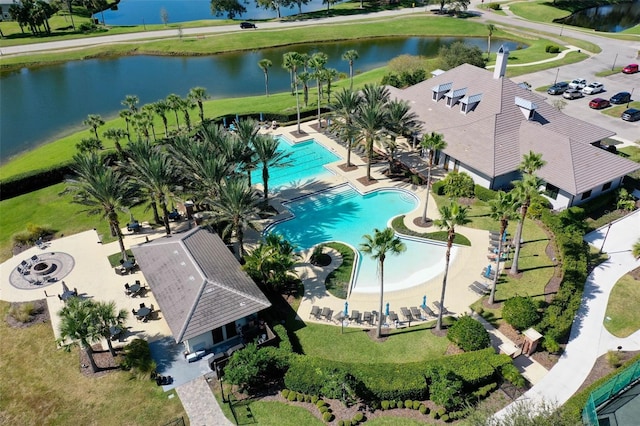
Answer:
(493, 45, 509, 79)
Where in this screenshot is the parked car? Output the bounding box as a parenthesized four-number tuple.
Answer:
(622, 64, 639, 74)
(610, 92, 632, 104)
(568, 78, 587, 89)
(582, 82, 604, 95)
(563, 88, 584, 100)
(621, 108, 640, 122)
(589, 98, 610, 109)
(547, 82, 569, 95)
(240, 22, 257, 29)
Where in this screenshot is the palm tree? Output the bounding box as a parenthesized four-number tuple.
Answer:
(419, 132, 447, 224)
(125, 140, 176, 234)
(342, 49, 359, 89)
(510, 151, 546, 275)
(83, 114, 105, 142)
(632, 239, 640, 259)
(486, 24, 496, 59)
(178, 97, 195, 131)
(151, 99, 171, 137)
(297, 71, 312, 107)
(233, 119, 259, 185)
(286, 52, 305, 133)
(360, 228, 406, 338)
(131, 111, 152, 142)
(310, 52, 328, 127)
(353, 88, 389, 181)
(434, 201, 470, 330)
(385, 99, 421, 174)
(252, 134, 291, 203)
(487, 191, 518, 304)
(323, 68, 339, 103)
(66, 152, 134, 261)
(188, 86, 210, 124)
(119, 109, 133, 142)
(258, 59, 273, 96)
(121, 94, 139, 113)
(102, 128, 128, 158)
(57, 297, 101, 372)
(282, 52, 297, 96)
(244, 233, 298, 291)
(211, 177, 262, 259)
(141, 104, 158, 140)
(93, 300, 128, 358)
(166, 93, 182, 130)
(330, 88, 362, 168)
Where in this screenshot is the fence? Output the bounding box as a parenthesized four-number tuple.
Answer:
(582, 359, 640, 425)
(162, 416, 185, 426)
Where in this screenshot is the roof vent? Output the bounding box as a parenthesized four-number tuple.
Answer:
(515, 96, 537, 120)
(446, 87, 467, 107)
(189, 275, 195, 281)
(460, 93, 482, 114)
(432, 82, 452, 102)
(180, 261, 186, 266)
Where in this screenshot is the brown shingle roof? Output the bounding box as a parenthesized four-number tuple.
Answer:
(388, 64, 638, 194)
(131, 227, 271, 343)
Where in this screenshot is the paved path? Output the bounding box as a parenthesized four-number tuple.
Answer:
(175, 376, 233, 426)
(495, 210, 640, 419)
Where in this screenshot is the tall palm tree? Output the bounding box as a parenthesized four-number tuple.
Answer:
(287, 52, 305, 133)
(258, 59, 273, 96)
(252, 134, 291, 203)
(341, 49, 359, 89)
(434, 201, 470, 330)
(165, 93, 182, 130)
(119, 109, 133, 142)
(151, 99, 171, 137)
(360, 227, 406, 338)
(141, 104, 158, 141)
(310, 52, 328, 127)
(121, 94, 139, 113)
(353, 99, 388, 182)
(125, 140, 176, 234)
(486, 24, 496, 59)
(297, 71, 312, 107)
(83, 114, 105, 142)
(93, 300, 128, 358)
(131, 111, 152, 142)
(282, 52, 297, 96)
(188, 86, 210, 124)
(487, 191, 518, 304)
(57, 297, 101, 372)
(385, 99, 421, 174)
(233, 119, 259, 185)
(178, 97, 195, 131)
(66, 152, 135, 261)
(211, 177, 262, 259)
(323, 68, 339, 103)
(510, 151, 546, 275)
(102, 128, 128, 158)
(419, 132, 447, 224)
(330, 88, 362, 168)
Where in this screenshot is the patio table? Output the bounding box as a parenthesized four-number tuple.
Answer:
(137, 307, 151, 320)
(128, 283, 141, 296)
(61, 290, 76, 301)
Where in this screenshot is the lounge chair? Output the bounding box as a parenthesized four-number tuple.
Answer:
(388, 311, 399, 322)
(410, 306, 423, 320)
(310, 305, 321, 319)
(363, 311, 372, 325)
(333, 311, 345, 323)
(469, 282, 490, 296)
(433, 301, 450, 315)
(324, 309, 334, 321)
(349, 310, 361, 323)
(400, 307, 413, 322)
(421, 305, 435, 318)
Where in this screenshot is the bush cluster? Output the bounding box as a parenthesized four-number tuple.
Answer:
(8, 302, 36, 323)
(472, 382, 497, 400)
(380, 69, 427, 89)
(121, 339, 156, 377)
(502, 296, 539, 331)
(474, 184, 498, 201)
(272, 324, 293, 353)
(442, 171, 475, 198)
(487, 2, 501, 10)
(446, 315, 491, 352)
(0, 162, 75, 200)
(545, 45, 561, 53)
(12, 223, 55, 247)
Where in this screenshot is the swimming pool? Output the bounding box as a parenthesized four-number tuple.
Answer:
(250, 136, 340, 190)
(267, 185, 455, 294)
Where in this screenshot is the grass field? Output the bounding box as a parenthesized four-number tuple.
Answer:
(604, 273, 640, 337)
(0, 301, 186, 424)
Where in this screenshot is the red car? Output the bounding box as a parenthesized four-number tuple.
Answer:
(622, 64, 639, 74)
(589, 98, 610, 109)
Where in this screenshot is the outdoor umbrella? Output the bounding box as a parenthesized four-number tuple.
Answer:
(344, 302, 349, 316)
(485, 264, 492, 278)
(421, 295, 427, 309)
(385, 303, 390, 316)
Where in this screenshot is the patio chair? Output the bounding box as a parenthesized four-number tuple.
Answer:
(140, 303, 146, 309)
(410, 307, 423, 320)
(323, 309, 333, 322)
(363, 311, 372, 325)
(310, 305, 321, 319)
(132, 308, 137, 316)
(433, 301, 450, 315)
(400, 307, 413, 322)
(31, 255, 38, 262)
(333, 311, 345, 323)
(349, 310, 361, 323)
(421, 305, 435, 318)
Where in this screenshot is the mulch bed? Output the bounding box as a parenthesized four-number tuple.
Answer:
(412, 217, 434, 228)
(79, 344, 123, 378)
(5, 299, 49, 329)
(356, 176, 377, 186)
(337, 163, 358, 172)
(577, 350, 640, 393)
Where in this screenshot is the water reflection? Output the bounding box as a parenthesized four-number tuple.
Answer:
(560, 0, 640, 32)
(1, 37, 522, 161)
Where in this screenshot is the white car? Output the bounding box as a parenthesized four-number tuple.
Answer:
(568, 78, 587, 89)
(582, 82, 604, 95)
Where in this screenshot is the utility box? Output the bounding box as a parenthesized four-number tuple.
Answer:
(522, 328, 543, 356)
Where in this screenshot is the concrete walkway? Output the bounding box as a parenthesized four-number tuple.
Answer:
(495, 210, 640, 419)
(175, 376, 233, 426)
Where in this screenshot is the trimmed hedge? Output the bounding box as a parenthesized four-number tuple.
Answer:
(474, 184, 498, 202)
(273, 324, 293, 353)
(0, 162, 75, 200)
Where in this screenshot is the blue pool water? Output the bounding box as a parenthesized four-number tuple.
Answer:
(250, 137, 340, 191)
(268, 185, 455, 293)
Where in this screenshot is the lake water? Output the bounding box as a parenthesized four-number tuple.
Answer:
(0, 37, 522, 162)
(100, 0, 336, 25)
(561, 0, 640, 32)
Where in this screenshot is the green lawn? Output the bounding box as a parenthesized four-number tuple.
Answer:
(602, 101, 640, 119)
(604, 273, 640, 337)
(293, 320, 450, 364)
(0, 301, 185, 424)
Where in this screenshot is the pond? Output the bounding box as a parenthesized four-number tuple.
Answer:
(560, 0, 640, 32)
(100, 0, 338, 25)
(0, 37, 523, 162)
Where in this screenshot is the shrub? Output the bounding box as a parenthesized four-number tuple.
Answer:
(273, 324, 293, 353)
(549, 46, 560, 53)
(542, 335, 561, 353)
(381, 400, 390, 410)
(296, 392, 305, 402)
(428, 369, 464, 410)
(224, 343, 289, 391)
(501, 364, 526, 388)
(442, 171, 475, 198)
(474, 184, 497, 201)
(284, 357, 358, 402)
(432, 179, 445, 195)
(288, 392, 297, 401)
(12, 223, 55, 247)
(319, 405, 329, 413)
(502, 296, 539, 330)
(8, 302, 36, 323)
(305, 394, 311, 403)
(487, 3, 500, 10)
(311, 395, 319, 404)
(472, 382, 498, 399)
(447, 315, 491, 352)
(354, 412, 364, 422)
(404, 399, 413, 409)
(281, 389, 290, 398)
(323, 412, 334, 422)
(432, 409, 439, 419)
(338, 421, 345, 426)
(121, 339, 156, 377)
(419, 404, 428, 414)
(607, 350, 622, 368)
(389, 400, 397, 409)
(396, 400, 404, 409)
(412, 400, 421, 410)
(316, 400, 326, 408)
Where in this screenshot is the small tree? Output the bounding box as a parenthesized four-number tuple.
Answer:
(224, 344, 286, 391)
(442, 171, 475, 198)
(447, 315, 490, 351)
(503, 296, 539, 331)
(160, 7, 169, 25)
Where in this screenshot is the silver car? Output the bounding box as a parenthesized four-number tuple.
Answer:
(563, 88, 584, 100)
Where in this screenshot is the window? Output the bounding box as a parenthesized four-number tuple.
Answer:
(212, 327, 224, 344)
(544, 183, 559, 200)
(225, 322, 238, 339)
(602, 181, 612, 191)
(581, 190, 592, 200)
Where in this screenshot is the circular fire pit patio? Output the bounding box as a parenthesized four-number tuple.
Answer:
(10, 252, 75, 290)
